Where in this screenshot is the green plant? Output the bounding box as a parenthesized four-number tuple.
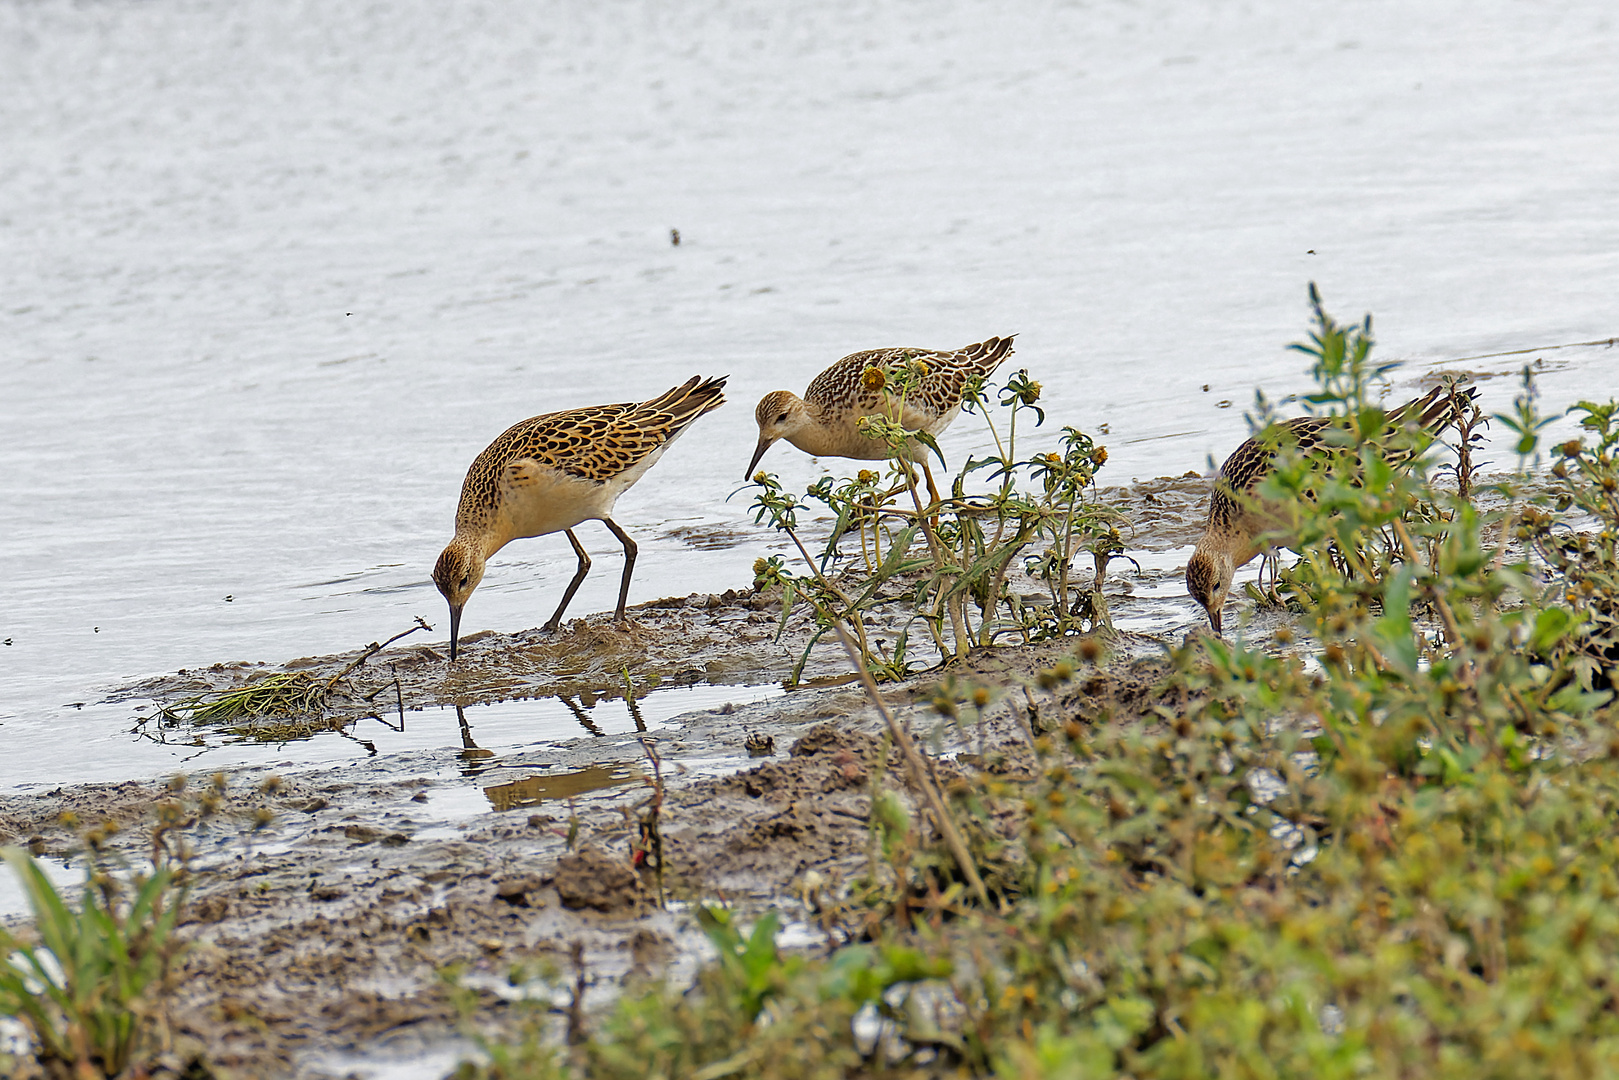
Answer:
(0, 846, 183, 1077)
(1518, 396, 1619, 688)
(460, 291, 1619, 1079)
(151, 617, 430, 738)
(451, 906, 952, 1080)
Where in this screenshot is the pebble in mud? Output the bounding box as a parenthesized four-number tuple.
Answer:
(493, 875, 547, 908)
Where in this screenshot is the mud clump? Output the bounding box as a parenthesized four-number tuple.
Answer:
(1036, 657, 1178, 731)
(713, 723, 891, 802)
(554, 847, 649, 913)
(493, 874, 547, 908)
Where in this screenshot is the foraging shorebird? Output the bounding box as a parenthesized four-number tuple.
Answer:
(433, 376, 727, 660)
(746, 336, 1017, 501)
(1186, 384, 1476, 634)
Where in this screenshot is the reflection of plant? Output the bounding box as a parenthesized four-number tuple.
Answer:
(749, 364, 1122, 683)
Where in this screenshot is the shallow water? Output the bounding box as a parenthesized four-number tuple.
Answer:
(3, 0, 1617, 791)
(10, 679, 781, 792)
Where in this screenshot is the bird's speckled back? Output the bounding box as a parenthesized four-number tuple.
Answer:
(454, 376, 727, 531)
(1206, 384, 1475, 535)
(804, 336, 1016, 423)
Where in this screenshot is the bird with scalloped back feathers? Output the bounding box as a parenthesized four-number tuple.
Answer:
(746, 336, 1017, 501)
(433, 376, 726, 660)
(1185, 383, 1476, 634)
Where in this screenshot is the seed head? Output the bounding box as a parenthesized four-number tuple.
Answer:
(860, 366, 887, 392)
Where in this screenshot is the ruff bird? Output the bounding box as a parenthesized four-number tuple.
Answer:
(1186, 383, 1476, 634)
(746, 336, 1017, 501)
(433, 376, 726, 659)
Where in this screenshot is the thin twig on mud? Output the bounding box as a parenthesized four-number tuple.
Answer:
(326, 616, 435, 687)
(829, 622, 991, 908)
(635, 737, 667, 908)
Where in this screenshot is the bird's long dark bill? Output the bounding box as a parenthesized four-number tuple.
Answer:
(449, 604, 464, 661)
(745, 437, 774, 479)
(1210, 608, 1223, 636)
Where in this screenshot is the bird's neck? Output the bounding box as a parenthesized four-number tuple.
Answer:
(1194, 531, 1255, 578)
(783, 403, 852, 458)
(454, 525, 508, 564)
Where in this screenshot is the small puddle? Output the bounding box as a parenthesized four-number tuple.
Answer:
(305, 1047, 466, 1080)
(112, 681, 784, 777)
(441, 681, 784, 754)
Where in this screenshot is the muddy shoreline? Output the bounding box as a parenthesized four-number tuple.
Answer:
(2, 624, 1172, 1078)
(0, 471, 1217, 1078)
(0, 458, 1526, 1076)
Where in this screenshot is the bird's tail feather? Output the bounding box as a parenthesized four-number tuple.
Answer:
(963, 334, 1017, 375)
(1390, 382, 1478, 435)
(642, 375, 728, 430)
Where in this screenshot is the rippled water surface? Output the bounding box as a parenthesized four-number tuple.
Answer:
(3, 0, 1617, 789)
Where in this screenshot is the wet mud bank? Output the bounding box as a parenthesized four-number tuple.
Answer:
(0, 473, 1219, 1077)
(1, 628, 1179, 1078)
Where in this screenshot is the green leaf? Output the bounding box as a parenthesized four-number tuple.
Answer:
(1528, 606, 1575, 654)
(1372, 566, 1419, 674)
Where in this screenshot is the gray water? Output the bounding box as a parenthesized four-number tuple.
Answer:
(3, 0, 1617, 790)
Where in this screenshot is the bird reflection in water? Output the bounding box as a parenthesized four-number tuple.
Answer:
(482, 766, 632, 812)
(451, 703, 635, 810)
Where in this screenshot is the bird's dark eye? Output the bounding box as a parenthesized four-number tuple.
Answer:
(459, 577, 469, 588)
(776, 413, 789, 424)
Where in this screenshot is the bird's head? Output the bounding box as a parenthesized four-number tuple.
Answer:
(746, 390, 808, 477)
(1185, 546, 1235, 636)
(432, 539, 487, 661)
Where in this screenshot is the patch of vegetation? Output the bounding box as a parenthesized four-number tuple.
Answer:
(149, 618, 430, 741)
(749, 361, 1121, 684)
(0, 776, 238, 1078)
(453, 290, 1619, 1079)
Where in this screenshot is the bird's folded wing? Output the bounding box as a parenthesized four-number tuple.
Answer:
(498, 404, 682, 483)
